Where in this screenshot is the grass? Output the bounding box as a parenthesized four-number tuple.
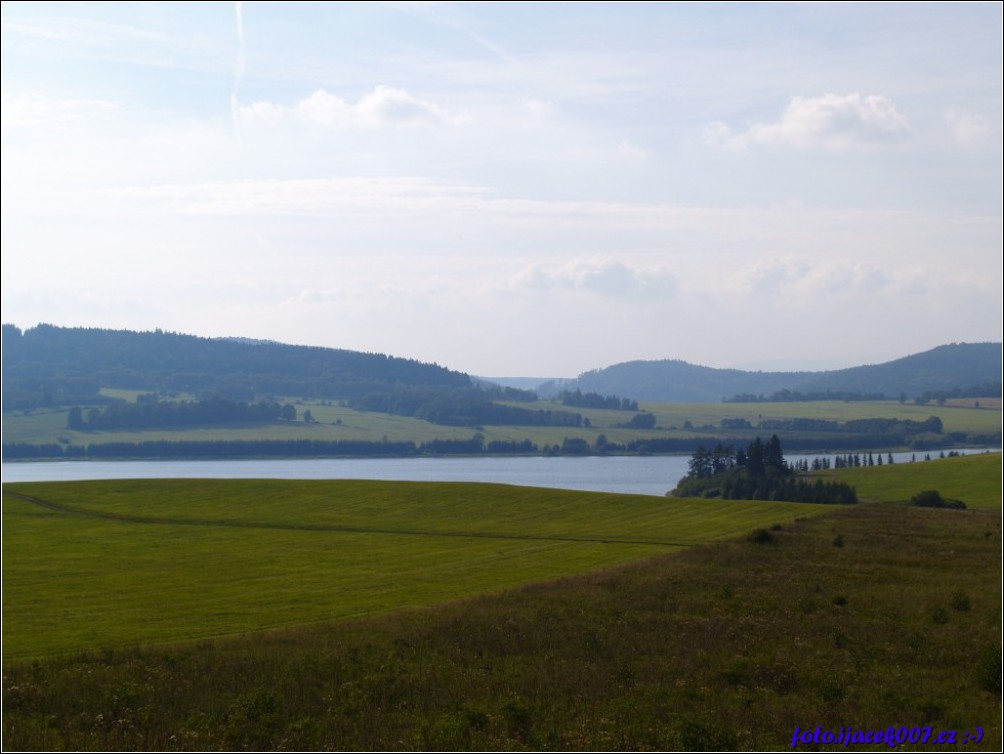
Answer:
(2, 479, 818, 659)
(3, 398, 999, 451)
(3, 455, 1000, 750)
(3, 501, 999, 750)
(823, 452, 1002, 510)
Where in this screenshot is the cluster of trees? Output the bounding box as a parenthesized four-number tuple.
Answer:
(557, 389, 639, 411)
(618, 413, 657, 429)
(670, 435, 857, 504)
(831, 452, 894, 468)
(67, 397, 298, 431)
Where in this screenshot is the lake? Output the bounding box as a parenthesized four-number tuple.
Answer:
(2, 449, 994, 496)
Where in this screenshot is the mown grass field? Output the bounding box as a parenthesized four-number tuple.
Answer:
(4, 398, 999, 451)
(2, 479, 816, 659)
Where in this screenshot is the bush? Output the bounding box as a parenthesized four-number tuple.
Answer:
(911, 490, 967, 509)
(748, 528, 775, 544)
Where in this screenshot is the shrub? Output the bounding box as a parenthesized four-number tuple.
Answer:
(748, 528, 775, 544)
(911, 490, 967, 509)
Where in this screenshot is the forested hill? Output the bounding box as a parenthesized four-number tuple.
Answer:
(2, 324, 471, 410)
(537, 343, 1002, 403)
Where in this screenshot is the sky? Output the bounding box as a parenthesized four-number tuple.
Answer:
(1, 2, 1001, 378)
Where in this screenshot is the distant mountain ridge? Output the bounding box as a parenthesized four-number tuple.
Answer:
(1, 324, 471, 411)
(2, 325, 999, 409)
(536, 343, 1002, 403)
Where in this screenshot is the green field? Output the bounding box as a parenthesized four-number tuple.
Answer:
(4, 491, 999, 750)
(645, 399, 1002, 434)
(4, 398, 999, 454)
(2, 480, 818, 659)
(825, 452, 1002, 510)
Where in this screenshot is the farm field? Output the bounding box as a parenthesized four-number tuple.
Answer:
(644, 399, 1002, 433)
(3, 398, 999, 453)
(2, 479, 816, 659)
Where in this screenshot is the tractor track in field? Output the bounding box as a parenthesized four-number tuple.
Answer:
(7, 490, 702, 548)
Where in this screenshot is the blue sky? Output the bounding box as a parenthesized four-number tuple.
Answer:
(2, 1, 1000, 376)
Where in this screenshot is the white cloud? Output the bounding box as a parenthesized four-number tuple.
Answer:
(947, 110, 992, 148)
(240, 85, 467, 129)
(722, 255, 991, 309)
(513, 257, 676, 300)
(708, 93, 910, 151)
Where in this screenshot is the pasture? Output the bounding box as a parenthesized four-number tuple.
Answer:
(2, 479, 816, 659)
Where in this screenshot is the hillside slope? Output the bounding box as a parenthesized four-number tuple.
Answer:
(538, 343, 1001, 402)
(1, 324, 471, 410)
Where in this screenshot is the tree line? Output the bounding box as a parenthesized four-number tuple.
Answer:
(2, 436, 549, 460)
(67, 397, 299, 430)
(558, 389, 639, 411)
(721, 415, 944, 435)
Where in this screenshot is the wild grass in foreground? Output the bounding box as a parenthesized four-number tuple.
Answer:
(4, 502, 999, 751)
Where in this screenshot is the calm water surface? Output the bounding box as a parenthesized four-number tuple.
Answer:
(2, 449, 994, 497)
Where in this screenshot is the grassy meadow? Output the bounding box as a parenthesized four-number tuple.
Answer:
(3, 499, 1000, 750)
(824, 452, 1002, 510)
(2, 454, 1000, 750)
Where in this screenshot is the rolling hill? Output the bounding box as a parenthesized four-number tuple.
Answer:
(1, 323, 471, 411)
(536, 343, 1002, 402)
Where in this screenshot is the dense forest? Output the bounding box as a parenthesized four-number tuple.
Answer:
(1, 324, 471, 411)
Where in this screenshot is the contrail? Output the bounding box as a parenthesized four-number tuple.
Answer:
(231, 1, 245, 149)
